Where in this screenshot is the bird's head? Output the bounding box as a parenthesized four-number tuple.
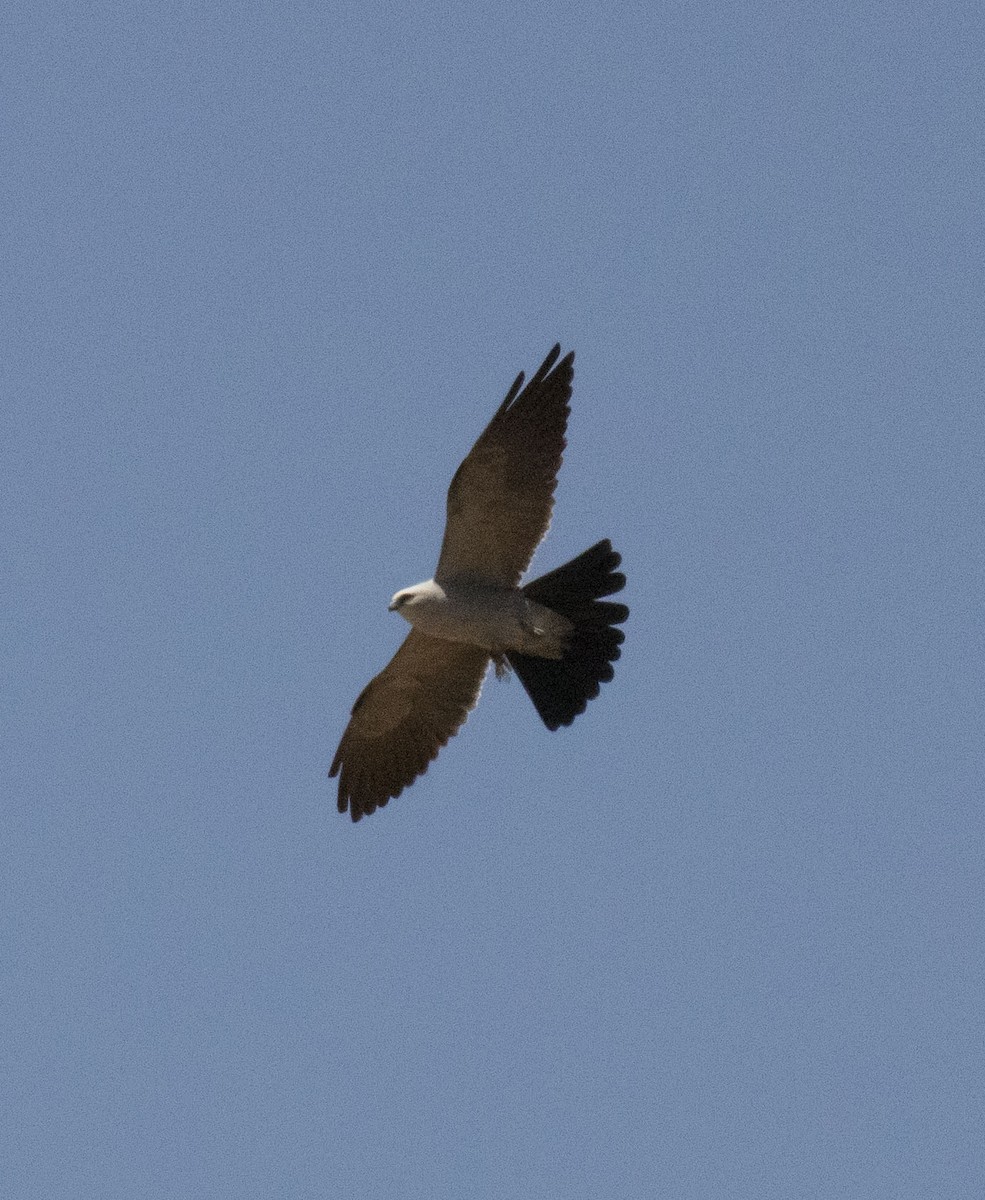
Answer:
(388, 579, 445, 623)
(388, 589, 418, 614)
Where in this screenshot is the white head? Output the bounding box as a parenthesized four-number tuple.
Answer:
(387, 578, 446, 624)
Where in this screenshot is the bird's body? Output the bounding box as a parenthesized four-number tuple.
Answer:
(389, 579, 572, 659)
(330, 345, 629, 821)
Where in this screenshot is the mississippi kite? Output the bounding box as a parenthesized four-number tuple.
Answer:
(330, 345, 629, 821)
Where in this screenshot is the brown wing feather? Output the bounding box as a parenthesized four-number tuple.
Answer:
(434, 345, 573, 587)
(330, 629, 490, 822)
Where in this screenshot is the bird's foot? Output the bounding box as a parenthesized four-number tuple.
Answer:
(492, 652, 511, 680)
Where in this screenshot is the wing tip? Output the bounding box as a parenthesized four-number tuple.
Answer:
(490, 343, 575, 421)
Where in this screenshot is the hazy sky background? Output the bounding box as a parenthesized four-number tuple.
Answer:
(4, 3, 983, 1197)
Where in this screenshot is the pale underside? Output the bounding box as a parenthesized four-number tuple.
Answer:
(394, 581, 572, 658)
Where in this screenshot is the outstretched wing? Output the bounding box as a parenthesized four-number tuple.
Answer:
(330, 629, 490, 822)
(434, 345, 573, 588)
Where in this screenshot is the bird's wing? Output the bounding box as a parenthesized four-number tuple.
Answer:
(330, 629, 490, 821)
(434, 345, 573, 588)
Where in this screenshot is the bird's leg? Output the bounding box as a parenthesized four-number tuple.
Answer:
(491, 651, 511, 680)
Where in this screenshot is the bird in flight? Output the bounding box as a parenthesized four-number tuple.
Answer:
(330, 345, 629, 821)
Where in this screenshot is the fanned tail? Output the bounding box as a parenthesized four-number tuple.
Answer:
(506, 539, 629, 730)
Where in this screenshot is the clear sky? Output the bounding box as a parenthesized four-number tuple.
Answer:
(4, 3, 983, 1197)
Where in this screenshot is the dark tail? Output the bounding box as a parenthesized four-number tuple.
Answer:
(507, 540, 629, 731)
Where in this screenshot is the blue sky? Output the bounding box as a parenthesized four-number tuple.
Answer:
(4, 3, 983, 1197)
